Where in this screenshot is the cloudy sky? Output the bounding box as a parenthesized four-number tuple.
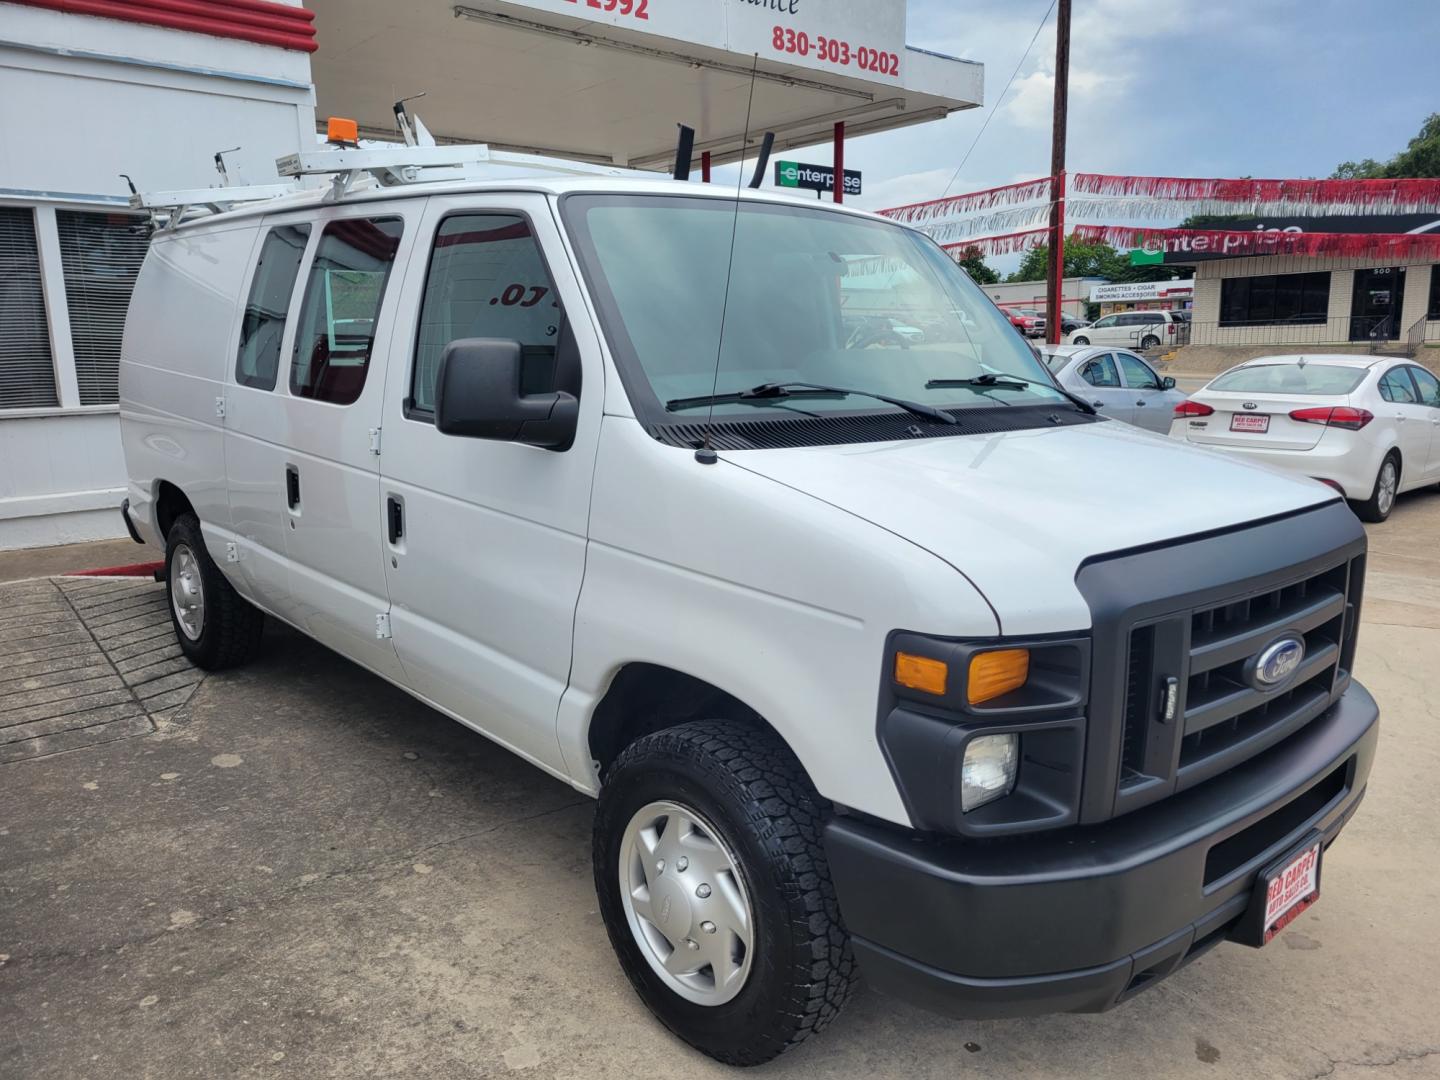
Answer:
(828, 0, 1438, 216)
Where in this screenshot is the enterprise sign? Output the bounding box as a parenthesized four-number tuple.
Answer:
(775, 159, 862, 195)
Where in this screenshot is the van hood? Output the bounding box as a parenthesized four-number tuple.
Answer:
(726, 419, 1337, 635)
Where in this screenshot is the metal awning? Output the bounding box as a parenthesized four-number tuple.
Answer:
(306, 0, 981, 169)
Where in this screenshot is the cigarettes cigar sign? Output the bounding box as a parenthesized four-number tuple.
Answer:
(509, 0, 906, 83)
(775, 160, 862, 195)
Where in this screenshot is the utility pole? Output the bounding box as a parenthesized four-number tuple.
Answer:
(1045, 0, 1071, 345)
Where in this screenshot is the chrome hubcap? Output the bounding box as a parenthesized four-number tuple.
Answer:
(618, 800, 753, 1006)
(170, 544, 205, 641)
(1378, 461, 1397, 515)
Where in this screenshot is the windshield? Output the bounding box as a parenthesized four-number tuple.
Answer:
(561, 194, 1065, 421)
(1208, 363, 1367, 395)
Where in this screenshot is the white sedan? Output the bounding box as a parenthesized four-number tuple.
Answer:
(1169, 354, 1440, 522)
(1039, 345, 1187, 433)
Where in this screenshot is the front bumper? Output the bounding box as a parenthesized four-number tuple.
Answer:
(825, 681, 1378, 1019)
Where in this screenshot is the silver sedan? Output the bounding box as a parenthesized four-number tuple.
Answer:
(1039, 345, 1188, 433)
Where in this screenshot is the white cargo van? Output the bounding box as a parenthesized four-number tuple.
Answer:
(118, 145, 1378, 1065)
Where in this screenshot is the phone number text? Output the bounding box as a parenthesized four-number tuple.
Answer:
(771, 26, 900, 76)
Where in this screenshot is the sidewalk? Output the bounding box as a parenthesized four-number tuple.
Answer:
(0, 538, 155, 584)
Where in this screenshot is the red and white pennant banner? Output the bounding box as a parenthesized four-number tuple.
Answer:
(884, 174, 1440, 228)
(880, 177, 1054, 225)
(940, 229, 1050, 257)
(1070, 174, 1440, 217)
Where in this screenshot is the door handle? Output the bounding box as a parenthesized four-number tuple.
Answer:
(1135, 399, 1147, 406)
(1092, 400, 1104, 407)
(285, 465, 300, 509)
(387, 496, 404, 545)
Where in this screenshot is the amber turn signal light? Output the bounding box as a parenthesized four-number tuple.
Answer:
(894, 652, 948, 696)
(967, 649, 1029, 705)
(326, 116, 359, 145)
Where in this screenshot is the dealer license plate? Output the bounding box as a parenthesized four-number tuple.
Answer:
(1234, 837, 1322, 947)
(1230, 413, 1270, 433)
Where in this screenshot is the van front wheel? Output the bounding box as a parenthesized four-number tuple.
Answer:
(165, 513, 264, 670)
(593, 721, 855, 1065)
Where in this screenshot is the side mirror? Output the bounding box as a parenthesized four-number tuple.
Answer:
(434, 338, 578, 451)
(1162, 376, 1177, 390)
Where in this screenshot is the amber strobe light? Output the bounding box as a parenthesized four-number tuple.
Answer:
(968, 649, 1030, 704)
(894, 652, 948, 696)
(327, 116, 359, 145)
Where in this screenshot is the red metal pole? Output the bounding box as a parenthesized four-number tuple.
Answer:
(701, 151, 712, 183)
(834, 121, 845, 204)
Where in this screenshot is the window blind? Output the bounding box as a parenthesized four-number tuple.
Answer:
(0, 207, 59, 410)
(56, 210, 150, 405)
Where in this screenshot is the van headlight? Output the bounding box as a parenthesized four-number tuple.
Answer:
(961, 733, 1018, 812)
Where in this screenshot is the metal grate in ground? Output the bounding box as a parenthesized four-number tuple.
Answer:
(0, 577, 201, 763)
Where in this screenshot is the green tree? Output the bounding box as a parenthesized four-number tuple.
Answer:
(1332, 113, 1440, 178)
(953, 245, 1000, 284)
(1005, 238, 1191, 284)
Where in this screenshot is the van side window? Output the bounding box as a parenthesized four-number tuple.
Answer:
(290, 217, 403, 405)
(411, 213, 563, 415)
(236, 224, 310, 390)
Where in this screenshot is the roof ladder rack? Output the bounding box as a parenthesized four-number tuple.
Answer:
(128, 183, 298, 228)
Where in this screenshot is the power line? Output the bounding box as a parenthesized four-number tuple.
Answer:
(941, 0, 1058, 198)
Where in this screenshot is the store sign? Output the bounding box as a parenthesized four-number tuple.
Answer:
(508, 0, 906, 84)
(775, 160, 861, 195)
(1090, 280, 1194, 303)
(1149, 214, 1440, 263)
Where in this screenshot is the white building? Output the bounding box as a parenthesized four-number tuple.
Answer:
(1, 0, 981, 549)
(981, 277, 1105, 320)
(1, 0, 316, 548)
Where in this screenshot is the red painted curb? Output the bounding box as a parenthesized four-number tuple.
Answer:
(66, 561, 165, 578)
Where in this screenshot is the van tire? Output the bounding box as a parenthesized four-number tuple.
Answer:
(593, 720, 855, 1066)
(1353, 452, 1400, 523)
(164, 513, 264, 670)
(1140, 334, 1160, 350)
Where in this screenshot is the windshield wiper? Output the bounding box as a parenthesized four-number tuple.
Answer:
(666, 382, 958, 425)
(926, 374, 1097, 415)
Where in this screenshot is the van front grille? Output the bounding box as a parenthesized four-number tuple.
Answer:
(1115, 555, 1362, 811)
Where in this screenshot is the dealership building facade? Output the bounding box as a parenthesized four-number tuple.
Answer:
(1135, 216, 1440, 351)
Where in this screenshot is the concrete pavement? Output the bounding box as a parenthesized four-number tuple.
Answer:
(3, 497, 1440, 1078)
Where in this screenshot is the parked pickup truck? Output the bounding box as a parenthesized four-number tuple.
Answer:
(119, 146, 1378, 1066)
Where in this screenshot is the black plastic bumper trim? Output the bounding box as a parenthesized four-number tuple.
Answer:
(826, 682, 1377, 1016)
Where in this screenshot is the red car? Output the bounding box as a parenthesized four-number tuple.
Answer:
(1006, 308, 1046, 337)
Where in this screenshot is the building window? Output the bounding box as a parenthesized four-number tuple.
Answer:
(1428, 266, 1440, 320)
(55, 210, 150, 406)
(0, 207, 59, 410)
(290, 217, 403, 405)
(1219, 271, 1330, 327)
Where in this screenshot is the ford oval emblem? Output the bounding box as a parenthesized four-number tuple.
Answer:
(1246, 635, 1306, 690)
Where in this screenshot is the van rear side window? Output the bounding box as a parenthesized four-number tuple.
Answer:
(290, 217, 403, 405)
(236, 224, 310, 390)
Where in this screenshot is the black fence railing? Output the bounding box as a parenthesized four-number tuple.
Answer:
(1179, 315, 1432, 350)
